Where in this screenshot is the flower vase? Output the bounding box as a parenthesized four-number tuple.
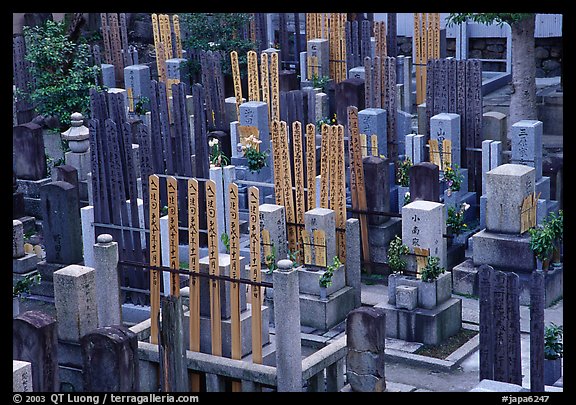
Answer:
(319, 286, 328, 301)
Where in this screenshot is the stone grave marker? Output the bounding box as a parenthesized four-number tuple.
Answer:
(13, 310, 59, 392)
(53, 265, 99, 342)
(409, 162, 440, 203)
(346, 307, 386, 392)
(40, 181, 83, 265)
(363, 156, 390, 225)
(13, 123, 47, 181)
(402, 199, 447, 272)
(80, 325, 139, 391)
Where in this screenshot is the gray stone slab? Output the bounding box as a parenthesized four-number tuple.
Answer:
(13, 360, 33, 392)
(298, 264, 345, 296)
(300, 286, 355, 331)
(13, 253, 39, 274)
(470, 379, 528, 392)
(485, 164, 535, 234)
(402, 200, 446, 271)
(430, 113, 461, 169)
(358, 108, 387, 157)
(53, 265, 99, 342)
(13, 123, 47, 181)
(305, 208, 336, 266)
(307, 39, 330, 79)
(396, 285, 417, 310)
(511, 120, 543, 180)
(472, 229, 535, 271)
(346, 306, 386, 353)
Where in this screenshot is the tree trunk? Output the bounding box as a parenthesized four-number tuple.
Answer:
(509, 15, 537, 129)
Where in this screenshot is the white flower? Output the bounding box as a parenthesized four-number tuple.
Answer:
(405, 192, 410, 198)
(463, 203, 470, 211)
(241, 145, 247, 151)
(208, 139, 215, 147)
(256, 139, 262, 144)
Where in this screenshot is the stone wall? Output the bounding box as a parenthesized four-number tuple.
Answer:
(395, 36, 562, 77)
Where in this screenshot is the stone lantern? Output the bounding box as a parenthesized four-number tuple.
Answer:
(61, 112, 89, 153)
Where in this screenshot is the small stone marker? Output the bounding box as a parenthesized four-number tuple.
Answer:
(53, 265, 99, 342)
(346, 307, 386, 392)
(13, 360, 33, 392)
(409, 162, 440, 202)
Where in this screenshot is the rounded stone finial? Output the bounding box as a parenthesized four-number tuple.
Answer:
(70, 112, 84, 125)
(97, 234, 114, 243)
(277, 259, 294, 271)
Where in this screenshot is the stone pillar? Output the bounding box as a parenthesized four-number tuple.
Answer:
(349, 66, 365, 80)
(93, 234, 121, 327)
(13, 311, 59, 392)
(346, 307, 386, 392)
(13, 219, 25, 258)
(405, 134, 425, 164)
(305, 207, 336, 265)
(40, 181, 83, 265)
(417, 102, 427, 135)
(259, 204, 288, 261)
(482, 111, 507, 145)
(101, 64, 116, 88)
(397, 110, 412, 157)
(80, 325, 139, 392)
(166, 58, 187, 81)
(409, 162, 440, 203)
(53, 265, 99, 342)
(481, 140, 503, 195)
(13, 122, 47, 181)
(485, 164, 535, 234)
(315, 92, 329, 124)
(273, 259, 302, 392)
(124, 65, 151, 114)
(430, 113, 461, 168)
(13, 360, 33, 392)
(511, 120, 543, 180)
(346, 218, 362, 308)
(363, 156, 390, 225)
(402, 200, 447, 271)
(335, 79, 365, 128)
(239, 101, 271, 152)
(307, 39, 330, 79)
(358, 108, 387, 158)
(81, 206, 95, 268)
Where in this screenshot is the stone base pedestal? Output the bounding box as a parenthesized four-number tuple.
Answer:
(452, 259, 563, 306)
(13, 253, 39, 274)
(367, 218, 403, 265)
(375, 298, 462, 346)
(472, 229, 535, 271)
(183, 304, 271, 360)
(299, 286, 355, 331)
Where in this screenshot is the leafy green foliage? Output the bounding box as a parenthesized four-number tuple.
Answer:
(21, 20, 101, 130)
(311, 74, 331, 92)
(387, 235, 409, 274)
(421, 256, 445, 283)
(546, 210, 563, 242)
(265, 243, 277, 274)
(528, 225, 555, 262)
(544, 323, 563, 360)
(244, 147, 268, 173)
(397, 157, 413, 187)
(319, 256, 342, 288)
(447, 203, 470, 235)
(443, 164, 463, 192)
(221, 232, 230, 254)
(445, 13, 534, 27)
(13, 273, 41, 298)
(180, 13, 255, 78)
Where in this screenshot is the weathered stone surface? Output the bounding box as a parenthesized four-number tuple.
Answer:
(13, 310, 59, 392)
(13, 360, 33, 392)
(409, 162, 439, 202)
(81, 325, 139, 392)
(347, 370, 386, 392)
(346, 349, 385, 377)
(53, 265, 99, 342)
(346, 307, 386, 353)
(13, 123, 47, 180)
(395, 285, 417, 310)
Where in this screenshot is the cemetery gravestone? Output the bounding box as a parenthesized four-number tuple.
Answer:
(346, 307, 386, 392)
(409, 162, 440, 203)
(13, 311, 59, 392)
(13, 123, 47, 181)
(363, 156, 390, 225)
(81, 325, 139, 392)
(40, 181, 83, 265)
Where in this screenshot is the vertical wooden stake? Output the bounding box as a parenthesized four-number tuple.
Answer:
(248, 187, 263, 364)
(206, 180, 222, 356)
(167, 176, 180, 297)
(270, 120, 284, 206)
(228, 183, 242, 392)
(319, 124, 330, 208)
(348, 107, 371, 274)
(314, 229, 327, 267)
(261, 52, 270, 121)
(148, 175, 161, 345)
(306, 123, 317, 211)
(336, 125, 347, 263)
(230, 51, 243, 122)
(247, 50, 260, 102)
(187, 179, 200, 391)
(293, 121, 306, 263)
(270, 52, 280, 122)
(280, 122, 297, 253)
